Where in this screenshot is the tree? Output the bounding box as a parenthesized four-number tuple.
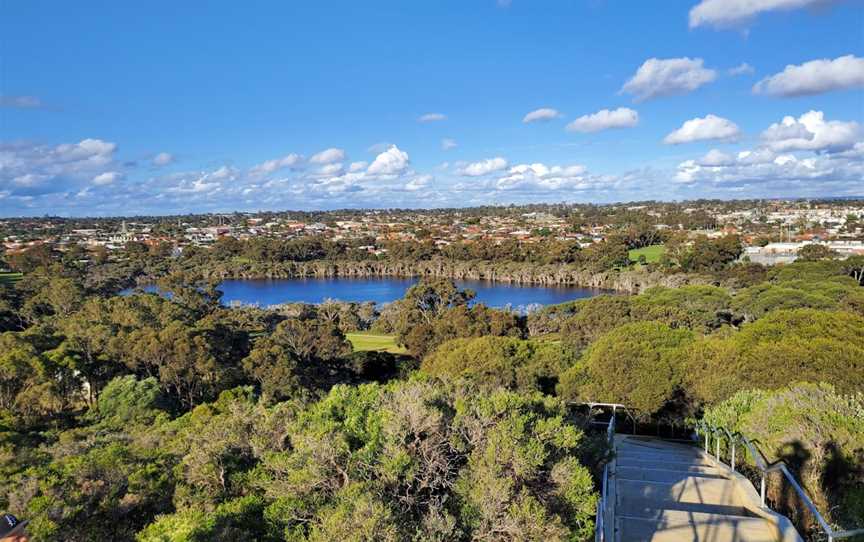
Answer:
(560, 295, 633, 352)
(842, 255, 864, 285)
(684, 308, 864, 404)
(630, 285, 732, 332)
(577, 239, 630, 272)
(558, 321, 695, 415)
(797, 243, 839, 262)
(402, 278, 474, 324)
(422, 336, 576, 394)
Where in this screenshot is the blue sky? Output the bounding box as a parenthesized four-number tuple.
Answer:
(1, 0, 863, 216)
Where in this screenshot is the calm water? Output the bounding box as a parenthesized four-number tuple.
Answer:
(212, 277, 602, 308)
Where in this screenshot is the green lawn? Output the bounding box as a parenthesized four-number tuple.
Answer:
(346, 332, 408, 354)
(0, 272, 22, 286)
(629, 244, 665, 264)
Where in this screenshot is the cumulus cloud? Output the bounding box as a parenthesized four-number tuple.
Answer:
(318, 163, 344, 176)
(152, 152, 175, 167)
(663, 114, 742, 144)
(0, 138, 118, 197)
(690, 0, 840, 29)
(349, 161, 368, 172)
(0, 95, 43, 109)
(309, 148, 346, 164)
(566, 107, 639, 133)
(92, 171, 123, 186)
(458, 157, 509, 176)
(418, 113, 447, 123)
(441, 138, 458, 151)
(728, 63, 755, 76)
(697, 149, 736, 166)
(405, 174, 432, 191)
(674, 149, 863, 194)
(367, 145, 410, 175)
(250, 153, 302, 176)
(523, 108, 562, 123)
(671, 110, 864, 197)
(761, 111, 859, 152)
(753, 55, 864, 97)
(495, 163, 591, 191)
(621, 57, 717, 101)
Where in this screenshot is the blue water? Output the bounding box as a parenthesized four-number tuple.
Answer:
(211, 277, 602, 308)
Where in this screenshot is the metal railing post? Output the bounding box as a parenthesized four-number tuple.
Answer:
(760, 472, 767, 506)
(689, 420, 864, 540)
(730, 441, 736, 470)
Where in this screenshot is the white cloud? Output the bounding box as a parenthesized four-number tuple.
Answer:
(458, 157, 509, 176)
(728, 63, 755, 76)
(250, 153, 302, 176)
(367, 142, 393, 154)
(0, 95, 43, 109)
(349, 161, 368, 172)
(690, 0, 840, 29)
(367, 145, 410, 175)
(663, 114, 742, 144)
(318, 163, 344, 176)
(621, 57, 717, 101)
(0, 138, 118, 197)
(566, 107, 639, 133)
(441, 138, 458, 151)
(761, 111, 859, 152)
(418, 113, 447, 123)
(495, 163, 591, 191)
(753, 55, 864, 97)
(92, 171, 123, 186)
(309, 148, 346, 164)
(152, 152, 175, 166)
(405, 174, 432, 191)
(698, 149, 736, 166)
(523, 108, 562, 123)
(674, 148, 863, 193)
(209, 165, 237, 181)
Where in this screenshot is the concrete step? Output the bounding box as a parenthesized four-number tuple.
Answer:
(617, 477, 747, 517)
(617, 457, 718, 470)
(617, 451, 712, 463)
(617, 466, 728, 483)
(616, 512, 779, 542)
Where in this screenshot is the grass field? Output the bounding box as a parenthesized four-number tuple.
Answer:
(346, 332, 408, 354)
(629, 244, 665, 264)
(0, 272, 22, 286)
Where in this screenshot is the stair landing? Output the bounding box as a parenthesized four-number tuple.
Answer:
(604, 435, 802, 542)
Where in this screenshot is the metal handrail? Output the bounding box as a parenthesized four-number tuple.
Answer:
(584, 403, 625, 542)
(694, 421, 864, 542)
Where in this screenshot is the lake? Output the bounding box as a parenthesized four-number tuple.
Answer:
(211, 277, 603, 308)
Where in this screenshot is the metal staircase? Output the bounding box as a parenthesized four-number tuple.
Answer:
(589, 406, 864, 542)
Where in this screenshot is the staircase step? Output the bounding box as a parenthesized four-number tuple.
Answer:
(616, 513, 779, 542)
(617, 466, 727, 483)
(617, 451, 711, 462)
(617, 457, 718, 470)
(617, 477, 746, 516)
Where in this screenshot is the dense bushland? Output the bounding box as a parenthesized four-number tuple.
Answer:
(2, 244, 863, 539)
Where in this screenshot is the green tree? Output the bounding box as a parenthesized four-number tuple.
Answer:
(559, 321, 695, 414)
(422, 336, 576, 394)
(684, 308, 864, 404)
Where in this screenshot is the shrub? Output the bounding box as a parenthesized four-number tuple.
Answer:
(703, 383, 864, 535)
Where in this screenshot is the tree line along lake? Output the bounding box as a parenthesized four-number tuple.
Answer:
(158, 277, 605, 308)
